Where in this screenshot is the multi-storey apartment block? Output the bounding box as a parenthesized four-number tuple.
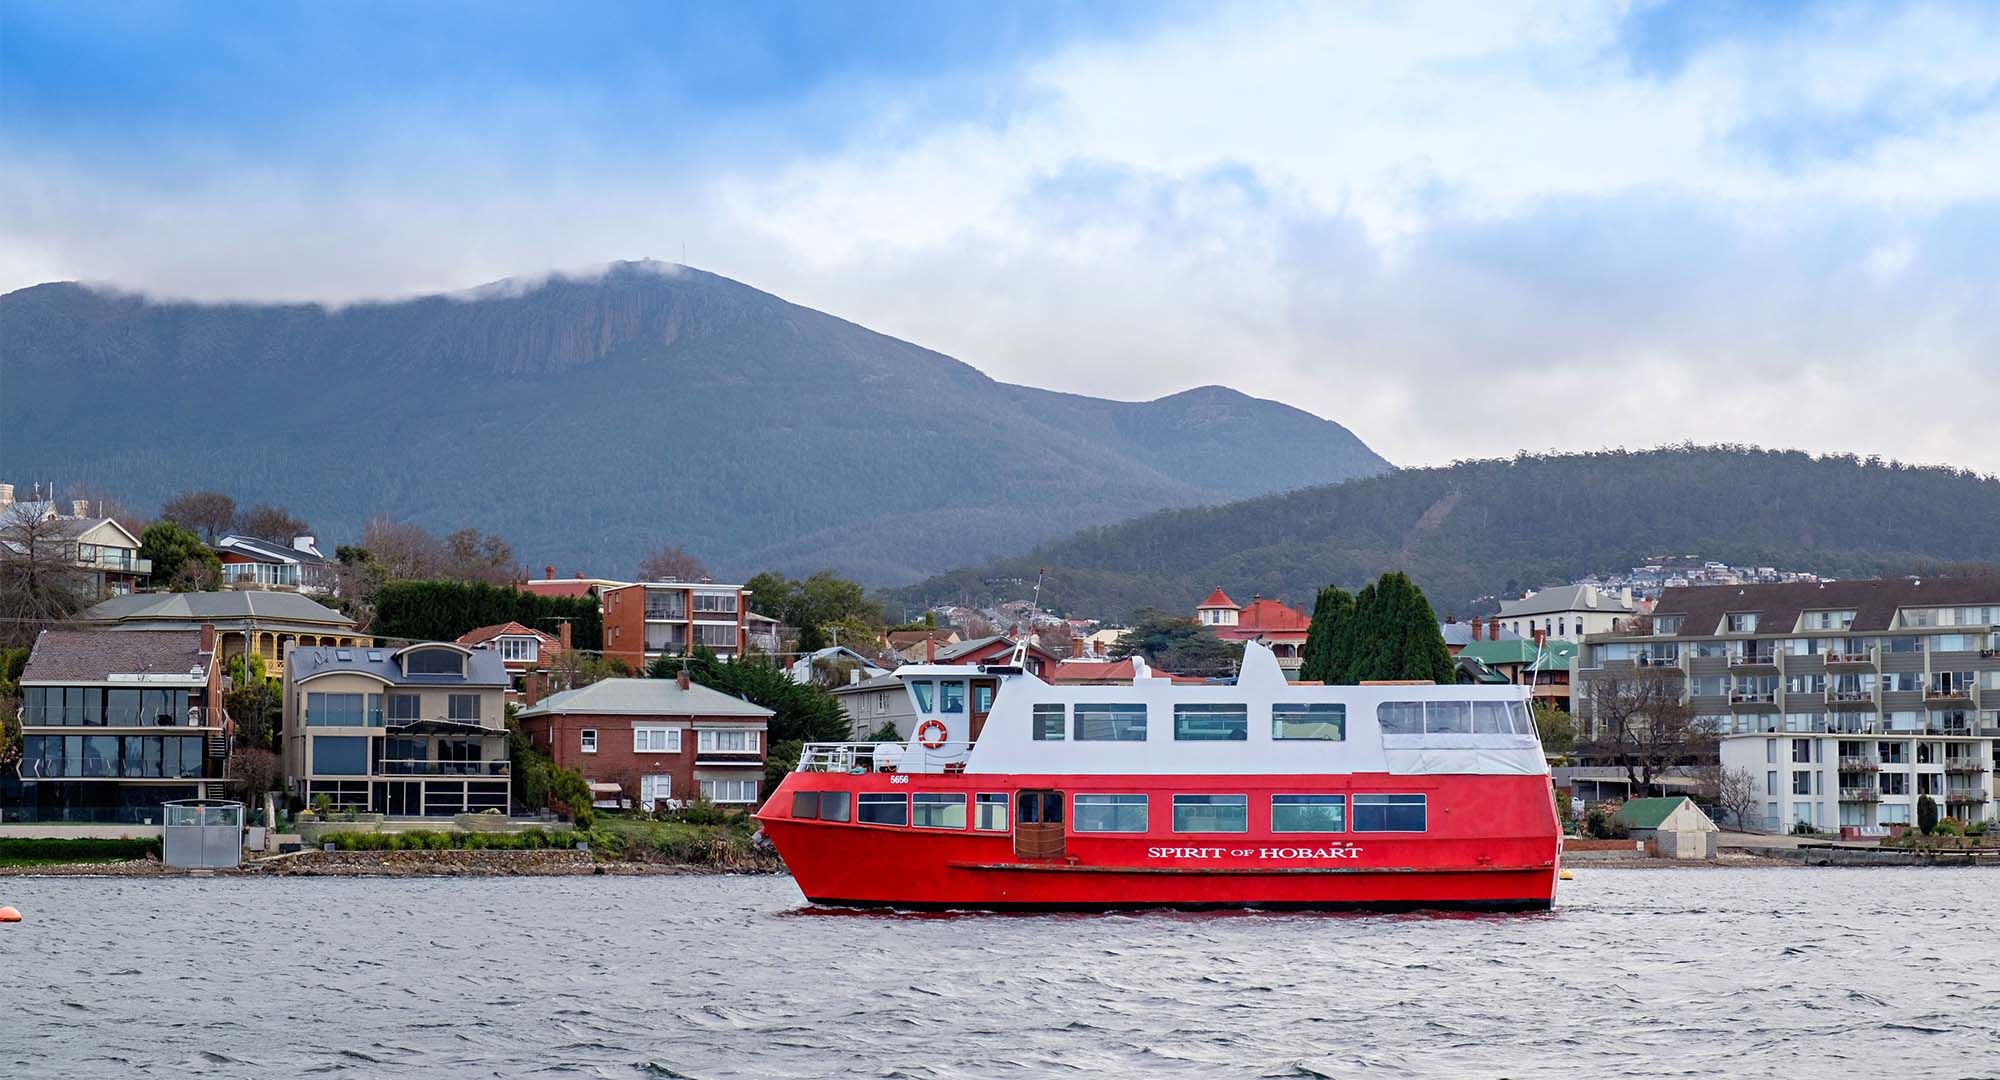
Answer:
(1577, 577, 2000, 832)
(600, 580, 747, 668)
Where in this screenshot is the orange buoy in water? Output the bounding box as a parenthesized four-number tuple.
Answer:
(0, 906, 21, 923)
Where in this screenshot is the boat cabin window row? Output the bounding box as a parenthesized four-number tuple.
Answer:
(1026, 702, 1350, 742)
(1376, 700, 1534, 737)
(794, 790, 1427, 835)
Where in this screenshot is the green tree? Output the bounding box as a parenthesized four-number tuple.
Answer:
(1531, 701, 1576, 754)
(1298, 585, 1353, 682)
(1918, 794, 1939, 836)
(1343, 572, 1453, 684)
(744, 570, 883, 653)
(1109, 609, 1244, 678)
(138, 521, 221, 588)
(546, 763, 595, 829)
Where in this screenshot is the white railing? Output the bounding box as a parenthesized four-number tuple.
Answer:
(796, 741, 969, 774)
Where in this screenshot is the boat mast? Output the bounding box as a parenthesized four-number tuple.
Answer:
(1008, 568, 1047, 668)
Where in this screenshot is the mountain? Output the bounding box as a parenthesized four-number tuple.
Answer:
(0, 262, 1388, 584)
(902, 446, 2000, 620)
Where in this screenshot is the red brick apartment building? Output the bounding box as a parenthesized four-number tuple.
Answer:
(601, 581, 748, 668)
(514, 672, 772, 808)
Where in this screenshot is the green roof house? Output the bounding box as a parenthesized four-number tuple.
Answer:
(1612, 796, 1719, 860)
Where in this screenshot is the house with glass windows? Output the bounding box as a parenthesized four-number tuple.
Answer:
(279, 640, 511, 815)
(2, 626, 231, 824)
(212, 533, 336, 594)
(599, 580, 750, 668)
(514, 672, 772, 810)
(455, 620, 569, 703)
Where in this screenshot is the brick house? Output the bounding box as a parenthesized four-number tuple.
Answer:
(514, 673, 773, 809)
(455, 620, 569, 703)
(600, 581, 749, 669)
(1193, 588, 1311, 672)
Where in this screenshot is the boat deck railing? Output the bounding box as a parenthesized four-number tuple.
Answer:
(797, 741, 970, 774)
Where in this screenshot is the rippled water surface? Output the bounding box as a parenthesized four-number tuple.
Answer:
(4, 868, 1998, 1078)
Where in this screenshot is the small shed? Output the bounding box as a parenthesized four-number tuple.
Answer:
(1614, 796, 1718, 860)
(162, 799, 245, 869)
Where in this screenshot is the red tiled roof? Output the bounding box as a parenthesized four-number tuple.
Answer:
(1048, 658, 1207, 685)
(1197, 586, 1238, 610)
(517, 581, 600, 599)
(457, 621, 559, 648)
(1234, 598, 1310, 633)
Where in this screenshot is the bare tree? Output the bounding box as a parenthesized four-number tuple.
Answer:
(361, 515, 445, 579)
(160, 490, 237, 543)
(443, 528, 522, 584)
(1037, 621, 1077, 658)
(70, 485, 148, 535)
(236, 504, 312, 543)
(227, 748, 284, 803)
(1714, 766, 1762, 832)
(638, 545, 707, 583)
(0, 510, 93, 648)
(1579, 669, 1714, 797)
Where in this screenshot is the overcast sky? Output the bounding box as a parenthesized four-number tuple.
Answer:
(5, 1, 1997, 473)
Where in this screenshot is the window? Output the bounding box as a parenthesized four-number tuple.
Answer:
(1792, 739, 1813, 764)
(1766, 770, 1778, 795)
(1017, 791, 1063, 825)
(634, 726, 681, 753)
(1172, 794, 1248, 832)
(1174, 704, 1248, 741)
(1073, 794, 1148, 832)
(639, 775, 671, 806)
(790, 790, 848, 821)
(1377, 701, 1424, 735)
(698, 729, 760, 754)
(693, 592, 739, 614)
(1352, 794, 1426, 832)
(312, 735, 370, 776)
(1792, 771, 1812, 795)
(1471, 701, 1514, 734)
(580, 729, 598, 754)
(1801, 610, 1856, 631)
(1074, 704, 1147, 741)
(974, 684, 995, 713)
(1423, 701, 1472, 735)
(305, 692, 365, 726)
(910, 681, 934, 713)
(1032, 704, 1065, 741)
(857, 792, 908, 825)
(1272, 794, 1346, 832)
(497, 636, 539, 662)
(402, 648, 465, 676)
(1766, 739, 1777, 763)
(913, 793, 967, 829)
(1726, 613, 1759, 634)
(1272, 703, 1345, 741)
(1879, 772, 1908, 796)
(1653, 615, 1683, 636)
(974, 793, 1009, 831)
(386, 693, 421, 721)
(447, 694, 481, 721)
(938, 680, 966, 714)
(701, 778, 761, 804)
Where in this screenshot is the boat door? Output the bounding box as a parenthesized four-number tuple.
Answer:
(1014, 789, 1065, 859)
(969, 679, 998, 742)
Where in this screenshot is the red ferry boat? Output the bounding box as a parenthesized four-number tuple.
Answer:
(757, 642, 1561, 911)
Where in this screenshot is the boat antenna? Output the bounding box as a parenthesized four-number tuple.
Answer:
(1009, 568, 1047, 668)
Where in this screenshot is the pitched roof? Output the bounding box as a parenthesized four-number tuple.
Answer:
(289, 643, 510, 687)
(1650, 576, 2000, 635)
(456, 621, 559, 648)
(515, 677, 774, 719)
(1498, 584, 1636, 618)
(1197, 587, 1238, 610)
(21, 629, 212, 683)
(1439, 621, 1522, 647)
(886, 630, 957, 649)
(1234, 598, 1309, 633)
(83, 590, 356, 627)
(1613, 796, 1695, 830)
(517, 579, 620, 598)
(830, 671, 906, 695)
(214, 534, 330, 565)
(935, 635, 1058, 664)
(1459, 638, 1578, 669)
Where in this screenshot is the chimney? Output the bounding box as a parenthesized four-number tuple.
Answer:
(293, 535, 316, 553)
(558, 620, 572, 651)
(926, 635, 937, 663)
(1620, 586, 1633, 605)
(199, 622, 216, 655)
(1471, 619, 1483, 641)
(1533, 628, 1548, 649)
(850, 667, 862, 686)
(676, 668, 691, 691)
(574, 571, 584, 579)
(71, 499, 90, 518)
(545, 564, 555, 580)
(524, 672, 541, 707)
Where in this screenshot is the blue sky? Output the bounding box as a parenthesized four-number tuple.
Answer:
(4, 0, 1997, 472)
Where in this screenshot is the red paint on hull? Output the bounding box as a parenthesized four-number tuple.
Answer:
(757, 771, 1561, 911)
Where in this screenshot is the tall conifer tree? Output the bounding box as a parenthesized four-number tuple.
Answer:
(1300, 585, 1353, 683)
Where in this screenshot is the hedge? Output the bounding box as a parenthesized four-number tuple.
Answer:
(370, 580, 602, 650)
(0, 837, 162, 864)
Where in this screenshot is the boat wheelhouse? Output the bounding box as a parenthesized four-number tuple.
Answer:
(757, 642, 1562, 911)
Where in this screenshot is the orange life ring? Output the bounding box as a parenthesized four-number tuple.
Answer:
(916, 718, 949, 749)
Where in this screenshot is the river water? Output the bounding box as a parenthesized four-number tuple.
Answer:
(2, 868, 1996, 1079)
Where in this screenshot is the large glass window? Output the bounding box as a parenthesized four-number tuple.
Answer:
(312, 735, 370, 776)
(700, 778, 760, 804)
(974, 793, 1009, 831)
(447, 694, 481, 721)
(912, 793, 967, 829)
(857, 793, 908, 826)
(692, 592, 739, 614)
(694, 623, 739, 648)
(1352, 794, 1426, 832)
(1272, 703, 1345, 740)
(1172, 794, 1247, 832)
(938, 680, 967, 714)
(698, 729, 760, 753)
(1272, 794, 1346, 832)
(1471, 701, 1514, 734)
(387, 693, 422, 721)
(1074, 704, 1147, 741)
(634, 726, 681, 752)
(497, 637, 539, 662)
(1031, 704, 1065, 741)
(1073, 794, 1148, 832)
(910, 681, 934, 713)
(1424, 701, 1472, 734)
(1174, 704, 1248, 741)
(1377, 702, 1424, 735)
(306, 692, 365, 726)
(402, 648, 465, 676)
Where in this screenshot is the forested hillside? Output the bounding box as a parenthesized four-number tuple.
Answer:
(0, 262, 1388, 585)
(903, 447, 2000, 620)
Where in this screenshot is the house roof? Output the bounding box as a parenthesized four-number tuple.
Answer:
(83, 590, 356, 627)
(1613, 796, 1696, 830)
(515, 677, 774, 719)
(288, 643, 511, 687)
(1439, 621, 1522, 647)
(456, 621, 560, 648)
(1650, 576, 2000, 635)
(886, 630, 957, 649)
(214, 533, 330, 565)
(935, 635, 1058, 664)
(830, 671, 906, 695)
(1197, 587, 1238, 610)
(1234, 598, 1309, 633)
(1498, 585, 1636, 619)
(21, 629, 212, 684)
(1459, 638, 1578, 669)
(518, 578, 623, 598)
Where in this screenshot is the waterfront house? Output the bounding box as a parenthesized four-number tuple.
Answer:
(2, 626, 230, 823)
(1194, 589, 1311, 671)
(455, 620, 569, 702)
(213, 533, 336, 594)
(0, 485, 151, 596)
(514, 673, 772, 808)
(279, 641, 511, 815)
(80, 590, 366, 680)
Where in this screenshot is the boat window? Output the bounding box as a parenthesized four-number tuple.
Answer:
(1272, 703, 1346, 741)
(1378, 702, 1423, 735)
(1031, 704, 1066, 740)
(857, 793, 908, 826)
(1174, 704, 1248, 741)
(1073, 794, 1148, 832)
(1172, 794, 1248, 833)
(910, 681, 934, 713)
(1423, 701, 1471, 734)
(1509, 701, 1536, 736)
(913, 792, 967, 829)
(974, 793, 1009, 831)
(974, 684, 995, 713)
(791, 791, 820, 819)
(1271, 794, 1346, 833)
(1352, 794, 1426, 832)
(1074, 704, 1147, 741)
(1471, 701, 1513, 734)
(818, 791, 850, 823)
(939, 680, 967, 714)
(1017, 790, 1063, 824)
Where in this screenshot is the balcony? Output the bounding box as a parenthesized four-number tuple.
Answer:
(1923, 686, 1974, 706)
(378, 760, 511, 777)
(1943, 761, 1988, 776)
(78, 550, 153, 574)
(18, 705, 224, 728)
(1944, 790, 1990, 805)
(1838, 787, 1881, 803)
(1635, 652, 1683, 669)
(1728, 691, 1778, 711)
(1837, 756, 1880, 772)
(1822, 649, 1876, 671)
(1825, 688, 1877, 710)
(1727, 650, 1780, 673)
(644, 605, 688, 621)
